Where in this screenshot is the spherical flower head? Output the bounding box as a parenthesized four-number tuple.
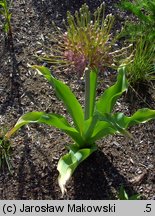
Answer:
(40, 3, 132, 75)
(64, 50, 87, 75)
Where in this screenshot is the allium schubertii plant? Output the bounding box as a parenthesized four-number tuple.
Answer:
(4, 4, 155, 195)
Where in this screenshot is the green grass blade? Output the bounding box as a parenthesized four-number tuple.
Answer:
(31, 65, 84, 134)
(129, 194, 141, 200)
(118, 185, 129, 200)
(119, 1, 148, 22)
(0, 2, 5, 7)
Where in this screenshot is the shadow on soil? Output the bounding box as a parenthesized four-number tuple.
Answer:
(0, 40, 22, 115)
(17, 135, 57, 200)
(72, 150, 137, 199)
(16, 139, 138, 199)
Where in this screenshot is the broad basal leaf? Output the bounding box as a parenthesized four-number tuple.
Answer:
(95, 66, 128, 114)
(5, 112, 84, 145)
(57, 146, 97, 195)
(31, 65, 84, 134)
(95, 108, 155, 138)
(117, 108, 155, 128)
(90, 120, 116, 143)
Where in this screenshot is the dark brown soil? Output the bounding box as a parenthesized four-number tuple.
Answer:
(0, 0, 155, 200)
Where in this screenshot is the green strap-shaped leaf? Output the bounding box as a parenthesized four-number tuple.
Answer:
(83, 116, 98, 142)
(95, 108, 155, 139)
(82, 115, 114, 144)
(57, 146, 97, 195)
(116, 108, 155, 128)
(90, 121, 116, 143)
(96, 112, 133, 138)
(31, 65, 84, 134)
(6, 112, 84, 145)
(95, 66, 128, 114)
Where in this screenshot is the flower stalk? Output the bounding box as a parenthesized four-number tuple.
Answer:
(84, 67, 98, 120)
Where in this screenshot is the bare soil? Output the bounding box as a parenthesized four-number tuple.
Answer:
(0, 0, 155, 200)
